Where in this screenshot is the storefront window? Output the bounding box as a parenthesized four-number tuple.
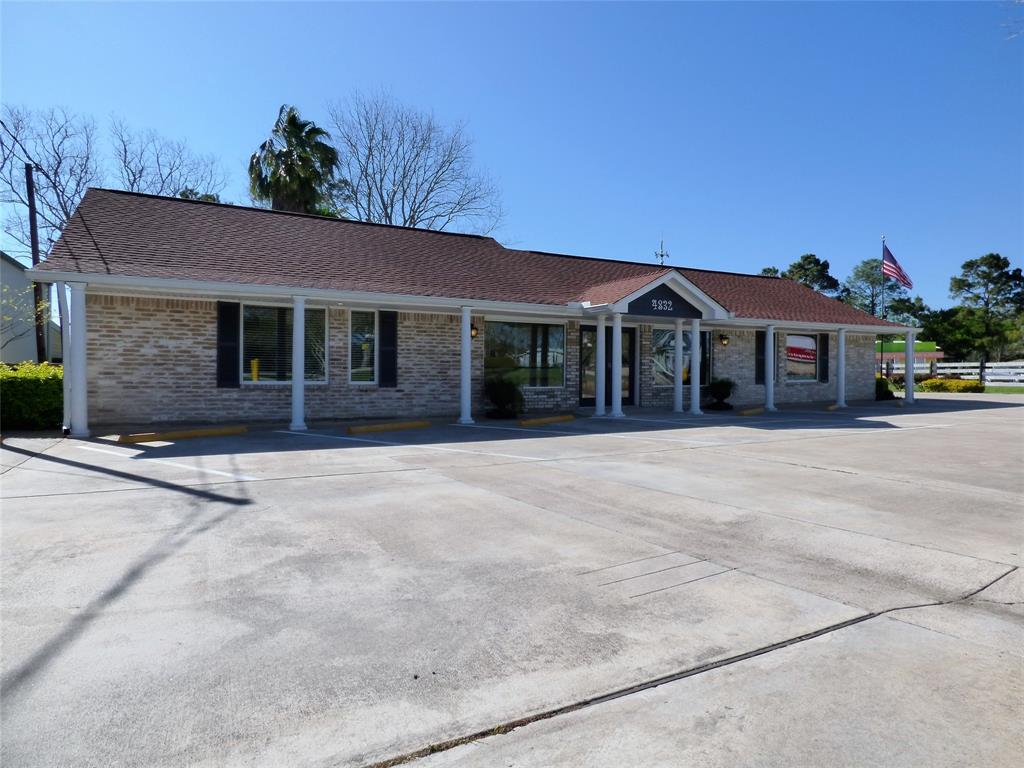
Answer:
(652, 329, 711, 385)
(785, 334, 817, 381)
(242, 305, 326, 383)
(485, 322, 565, 387)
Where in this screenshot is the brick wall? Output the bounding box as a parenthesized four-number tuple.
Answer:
(678, 328, 875, 407)
(86, 295, 487, 425)
(634, 326, 876, 409)
(85, 294, 878, 425)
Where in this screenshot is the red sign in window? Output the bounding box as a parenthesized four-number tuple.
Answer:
(786, 346, 817, 363)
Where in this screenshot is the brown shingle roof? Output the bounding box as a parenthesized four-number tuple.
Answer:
(679, 268, 901, 326)
(38, 188, 899, 327)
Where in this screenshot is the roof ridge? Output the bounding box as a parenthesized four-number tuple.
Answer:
(519, 249, 787, 282)
(86, 187, 499, 242)
(678, 265, 787, 279)
(514, 248, 667, 271)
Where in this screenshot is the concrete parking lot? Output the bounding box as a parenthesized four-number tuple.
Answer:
(2, 394, 1021, 767)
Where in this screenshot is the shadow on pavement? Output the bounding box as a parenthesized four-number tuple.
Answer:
(0, 449, 251, 704)
(77, 395, 1023, 461)
(0, 441, 253, 505)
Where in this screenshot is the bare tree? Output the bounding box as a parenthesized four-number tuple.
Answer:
(1, 106, 227, 258)
(0, 106, 100, 253)
(328, 92, 502, 233)
(110, 119, 224, 198)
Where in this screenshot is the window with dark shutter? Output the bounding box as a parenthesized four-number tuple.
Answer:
(818, 333, 830, 383)
(216, 302, 241, 388)
(378, 311, 398, 388)
(755, 330, 766, 385)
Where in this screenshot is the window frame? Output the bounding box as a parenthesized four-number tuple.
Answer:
(348, 309, 379, 385)
(483, 319, 567, 390)
(784, 333, 819, 383)
(650, 326, 713, 387)
(238, 302, 329, 386)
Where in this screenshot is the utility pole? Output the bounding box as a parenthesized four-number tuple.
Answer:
(25, 163, 46, 363)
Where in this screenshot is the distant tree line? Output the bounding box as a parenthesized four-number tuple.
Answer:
(761, 253, 1024, 361)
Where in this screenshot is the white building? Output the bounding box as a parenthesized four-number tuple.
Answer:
(2, 250, 62, 364)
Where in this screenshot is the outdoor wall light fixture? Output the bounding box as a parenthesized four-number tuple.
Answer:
(471, 323, 479, 338)
(719, 334, 730, 347)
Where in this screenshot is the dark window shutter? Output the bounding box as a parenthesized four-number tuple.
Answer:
(755, 330, 766, 385)
(378, 311, 398, 388)
(818, 333, 830, 383)
(700, 331, 711, 385)
(216, 302, 241, 388)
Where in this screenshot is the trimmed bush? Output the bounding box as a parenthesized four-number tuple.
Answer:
(875, 375, 895, 401)
(483, 377, 524, 419)
(918, 378, 985, 393)
(0, 362, 64, 430)
(889, 373, 930, 389)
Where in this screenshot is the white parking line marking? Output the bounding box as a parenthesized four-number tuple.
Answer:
(458, 422, 578, 436)
(77, 445, 257, 481)
(276, 430, 399, 446)
(277, 430, 543, 462)
(460, 421, 719, 446)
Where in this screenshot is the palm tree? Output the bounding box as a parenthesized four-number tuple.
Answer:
(249, 105, 339, 214)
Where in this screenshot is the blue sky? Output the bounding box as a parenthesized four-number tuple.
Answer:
(2, 1, 1021, 309)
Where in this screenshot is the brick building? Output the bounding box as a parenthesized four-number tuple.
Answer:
(29, 189, 915, 436)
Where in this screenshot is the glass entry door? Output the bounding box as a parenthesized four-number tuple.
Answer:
(580, 326, 636, 407)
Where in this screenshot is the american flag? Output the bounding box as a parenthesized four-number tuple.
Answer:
(882, 242, 913, 289)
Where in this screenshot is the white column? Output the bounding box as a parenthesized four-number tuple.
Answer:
(459, 306, 474, 424)
(836, 328, 847, 408)
(609, 312, 624, 417)
(68, 282, 89, 438)
(765, 324, 776, 412)
(55, 281, 71, 433)
(595, 315, 606, 416)
(689, 318, 702, 415)
(290, 296, 307, 430)
(904, 331, 916, 404)
(673, 318, 684, 413)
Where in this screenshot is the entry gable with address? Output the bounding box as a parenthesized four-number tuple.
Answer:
(626, 283, 702, 319)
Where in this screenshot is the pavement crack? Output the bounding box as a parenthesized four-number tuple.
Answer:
(362, 565, 1019, 768)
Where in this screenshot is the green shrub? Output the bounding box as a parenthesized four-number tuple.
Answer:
(918, 378, 985, 393)
(875, 375, 896, 400)
(483, 377, 524, 418)
(889, 373, 930, 389)
(0, 362, 64, 430)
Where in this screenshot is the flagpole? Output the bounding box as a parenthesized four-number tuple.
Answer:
(880, 235, 886, 376)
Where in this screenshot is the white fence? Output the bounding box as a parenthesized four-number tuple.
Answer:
(884, 361, 1024, 383)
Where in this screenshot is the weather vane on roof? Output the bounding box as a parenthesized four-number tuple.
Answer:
(655, 238, 668, 266)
